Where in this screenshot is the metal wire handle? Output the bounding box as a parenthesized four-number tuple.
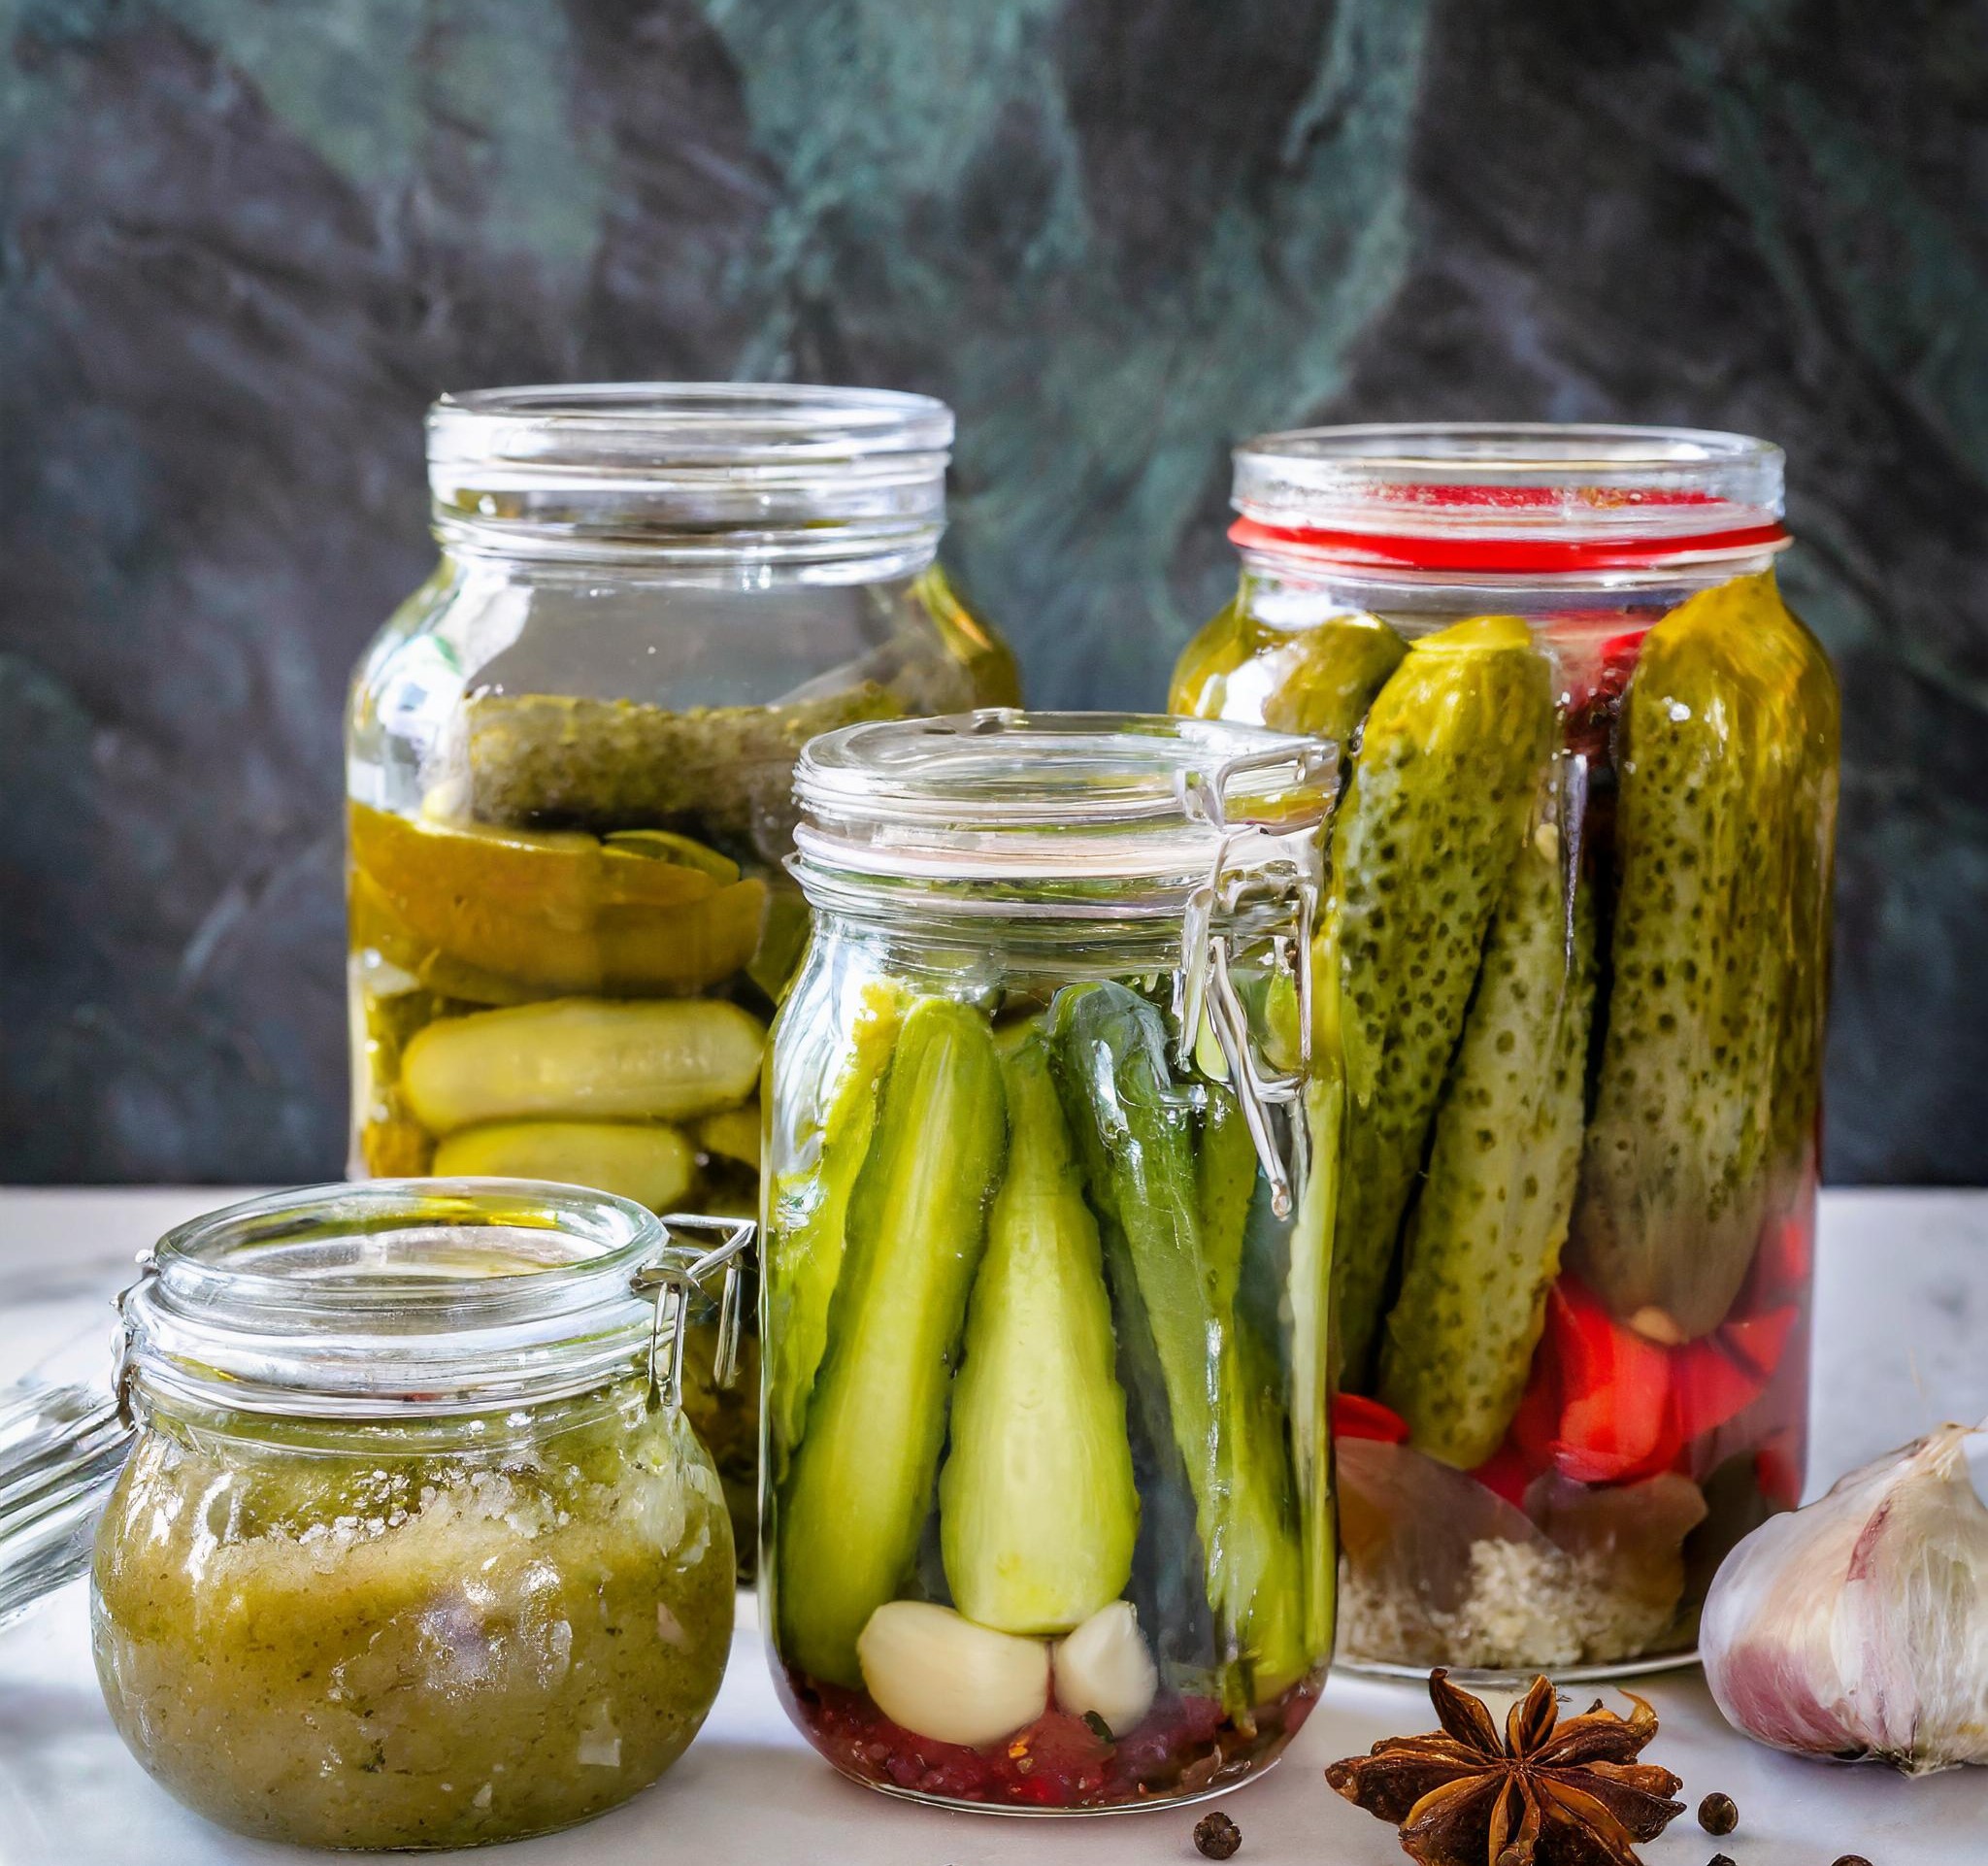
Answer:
(628, 1214, 756, 1416)
(1174, 742, 1330, 1216)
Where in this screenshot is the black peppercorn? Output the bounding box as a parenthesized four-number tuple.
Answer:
(1698, 1791, 1739, 1836)
(1833, 1856, 1873, 1866)
(1708, 1855, 1737, 1866)
(1193, 1809, 1242, 1860)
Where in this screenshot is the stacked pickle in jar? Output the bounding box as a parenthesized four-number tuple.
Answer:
(1172, 424, 1839, 1673)
(346, 386, 1018, 1578)
(761, 714, 1337, 1811)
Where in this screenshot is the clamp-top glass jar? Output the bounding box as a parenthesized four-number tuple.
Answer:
(88, 1182, 749, 1850)
(346, 385, 1018, 1574)
(1173, 423, 1839, 1676)
(762, 711, 1339, 1811)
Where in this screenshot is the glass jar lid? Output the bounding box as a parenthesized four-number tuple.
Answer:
(118, 1182, 750, 1419)
(1231, 422, 1788, 574)
(428, 382, 951, 568)
(792, 710, 1335, 910)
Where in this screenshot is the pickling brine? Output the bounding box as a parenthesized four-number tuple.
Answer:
(761, 713, 1340, 1809)
(1174, 424, 1837, 1675)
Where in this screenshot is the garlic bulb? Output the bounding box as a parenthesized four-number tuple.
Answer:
(1701, 1420, 1988, 1774)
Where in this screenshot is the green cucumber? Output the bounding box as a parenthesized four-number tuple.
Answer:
(1048, 982, 1307, 1706)
(1377, 800, 1597, 1467)
(938, 1027, 1140, 1635)
(1327, 615, 1555, 1385)
(774, 998, 1007, 1686)
(1572, 574, 1834, 1338)
(765, 983, 907, 1469)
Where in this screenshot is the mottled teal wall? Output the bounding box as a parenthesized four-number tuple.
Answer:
(2, 0, 1982, 1181)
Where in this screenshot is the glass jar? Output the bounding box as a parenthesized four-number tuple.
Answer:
(346, 384, 1018, 1576)
(762, 711, 1339, 1811)
(87, 1182, 749, 1850)
(1173, 423, 1838, 1676)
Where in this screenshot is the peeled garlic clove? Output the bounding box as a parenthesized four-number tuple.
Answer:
(1052, 1600, 1158, 1735)
(1702, 1419, 1988, 1775)
(856, 1601, 1049, 1748)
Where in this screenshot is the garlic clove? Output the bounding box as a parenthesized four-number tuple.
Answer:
(1701, 1419, 1988, 1775)
(856, 1601, 1050, 1748)
(1052, 1599, 1158, 1735)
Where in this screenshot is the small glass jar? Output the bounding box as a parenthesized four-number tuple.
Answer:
(87, 1182, 748, 1850)
(762, 711, 1339, 1811)
(1172, 423, 1838, 1676)
(346, 385, 1018, 1575)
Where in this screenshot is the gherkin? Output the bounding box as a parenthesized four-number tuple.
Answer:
(1326, 616, 1556, 1387)
(1571, 574, 1839, 1339)
(1377, 795, 1597, 1468)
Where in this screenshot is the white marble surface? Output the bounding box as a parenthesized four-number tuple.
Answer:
(2, 1186, 1985, 1865)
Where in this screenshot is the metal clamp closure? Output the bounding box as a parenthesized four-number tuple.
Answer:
(111, 1250, 158, 1429)
(629, 1214, 755, 1416)
(1175, 744, 1328, 1219)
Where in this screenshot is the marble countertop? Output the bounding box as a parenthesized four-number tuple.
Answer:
(3, 1186, 1985, 1864)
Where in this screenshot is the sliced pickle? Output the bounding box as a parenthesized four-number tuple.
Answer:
(349, 802, 768, 996)
(431, 1119, 697, 1211)
(401, 998, 766, 1135)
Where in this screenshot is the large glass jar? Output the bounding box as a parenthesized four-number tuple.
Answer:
(762, 711, 1339, 1811)
(346, 385, 1018, 1575)
(1173, 423, 1838, 1675)
(88, 1182, 749, 1850)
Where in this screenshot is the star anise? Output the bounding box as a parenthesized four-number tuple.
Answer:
(1326, 1670, 1684, 1866)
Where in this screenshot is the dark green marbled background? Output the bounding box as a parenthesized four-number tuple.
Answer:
(2, 0, 1983, 1182)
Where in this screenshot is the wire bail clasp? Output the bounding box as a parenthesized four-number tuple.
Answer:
(111, 1250, 158, 1429)
(630, 1214, 755, 1416)
(1174, 741, 1332, 1218)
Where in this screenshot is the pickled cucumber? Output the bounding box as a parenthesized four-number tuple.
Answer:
(1328, 615, 1555, 1385)
(1286, 1072, 1341, 1658)
(1049, 984, 1221, 1591)
(400, 998, 765, 1135)
(776, 998, 1007, 1686)
(1572, 573, 1837, 1338)
(695, 1106, 761, 1172)
(349, 803, 768, 997)
(938, 1027, 1138, 1635)
(766, 985, 907, 1465)
(1769, 608, 1840, 1203)
(1049, 983, 1305, 1704)
(351, 983, 441, 1177)
(1170, 604, 1406, 761)
(1377, 805, 1597, 1468)
(462, 687, 913, 849)
(431, 1120, 697, 1211)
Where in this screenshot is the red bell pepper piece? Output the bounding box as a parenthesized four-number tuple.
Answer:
(1545, 1279, 1679, 1484)
(1333, 1392, 1410, 1445)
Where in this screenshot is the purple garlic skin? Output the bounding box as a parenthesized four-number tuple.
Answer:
(1701, 1421, 1988, 1775)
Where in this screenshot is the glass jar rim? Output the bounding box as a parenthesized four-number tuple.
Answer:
(791, 709, 1332, 923)
(122, 1181, 681, 1419)
(427, 382, 952, 571)
(1231, 421, 1787, 573)
(431, 382, 953, 469)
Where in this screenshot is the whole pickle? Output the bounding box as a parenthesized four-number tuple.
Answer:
(432, 1119, 697, 1212)
(1170, 604, 1406, 766)
(1328, 616, 1556, 1386)
(1572, 573, 1837, 1338)
(1377, 800, 1597, 1468)
(400, 998, 765, 1135)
